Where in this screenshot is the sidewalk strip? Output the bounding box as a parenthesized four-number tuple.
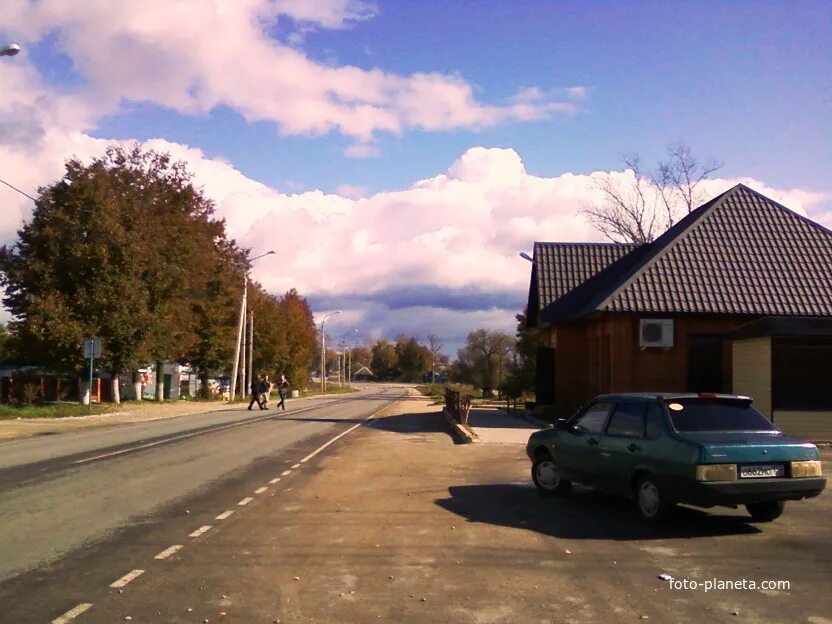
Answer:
(216, 510, 234, 520)
(189, 525, 212, 538)
(109, 569, 145, 588)
(238, 497, 254, 506)
(269, 477, 281, 484)
(154, 545, 183, 560)
(52, 603, 93, 624)
(255, 486, 268, 494)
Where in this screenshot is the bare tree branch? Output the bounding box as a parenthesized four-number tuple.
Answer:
(581, 142, 723, 244)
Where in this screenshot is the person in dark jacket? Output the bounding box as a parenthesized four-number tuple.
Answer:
(276, 373, 289, 411)
(248, 375, 264, 410)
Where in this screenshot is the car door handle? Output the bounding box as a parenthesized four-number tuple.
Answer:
(627, 443, 641, 452)
(587, 438, 599, 446)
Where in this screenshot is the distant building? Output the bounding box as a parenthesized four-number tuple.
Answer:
(352, 365, 376, 381)
(525, 184, 832, 440)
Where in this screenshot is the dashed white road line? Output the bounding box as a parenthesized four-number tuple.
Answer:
(154, 545, 183, 560)
(238, 497, 254, 506)
(189, 525, 212, 538)
(280, 469, 292, 476)
(216, 510, 234, 520)
(291, 463, 301, 469)
(255, 486, 268, 494)
(109, 569, 145, 588)
(52, 603, 93, 624)
(269, 477, 281, 484)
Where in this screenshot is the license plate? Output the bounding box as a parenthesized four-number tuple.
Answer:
(739, 464, 784, 479)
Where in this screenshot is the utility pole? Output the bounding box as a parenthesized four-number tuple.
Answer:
(230, 274, 247, 401)
(321, 329, 326, 394)
(229, 250, 274, 401)
(248, 312, 254, 396)
(319, 310, 341, 394)
(240, 296, 247, 401)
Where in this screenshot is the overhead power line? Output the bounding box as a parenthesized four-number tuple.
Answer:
(0, 176, 37, 202)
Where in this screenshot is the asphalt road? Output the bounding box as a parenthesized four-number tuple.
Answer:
(0, 385, 407, 623)
(37, 399, 830, 624)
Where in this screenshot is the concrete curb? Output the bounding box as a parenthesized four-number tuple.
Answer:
(442, 407, 477, 444)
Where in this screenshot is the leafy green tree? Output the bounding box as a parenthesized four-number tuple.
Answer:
(0, 324, 11, 363)
(187, 239, 247, 396)
(395, 334, 429, 382)
(275, 289, 317, 387)
(250, 287, 317, 390)
(452, 329, 514, 396)
(0, 145, 244, 403)
(371, 340, 398, 380)
(0, 157, 153, 400)
(501, 310, 536, 399)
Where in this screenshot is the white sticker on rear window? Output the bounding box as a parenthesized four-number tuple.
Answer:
(668, 402, 683, 411)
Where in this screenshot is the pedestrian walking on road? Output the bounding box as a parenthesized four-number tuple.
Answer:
(276, 373, 289, 411)
(248, 375, 265, 410)
(261, 375, 273, 409)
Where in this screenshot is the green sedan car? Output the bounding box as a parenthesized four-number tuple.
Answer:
(526, 393, 826, 522)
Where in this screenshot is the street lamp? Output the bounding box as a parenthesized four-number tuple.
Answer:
(0, 44, 21, 57)
(341, 329, 360, 387)
(519, 251, 533, 262)
(230, 249, 275, 402)
(319, 310, 341, 394)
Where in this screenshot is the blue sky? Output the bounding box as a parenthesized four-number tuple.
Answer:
(81, 1, 832, 195)
(1, 0, 830, 354)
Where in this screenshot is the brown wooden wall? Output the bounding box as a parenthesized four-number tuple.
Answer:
(549, 314, 756, 418)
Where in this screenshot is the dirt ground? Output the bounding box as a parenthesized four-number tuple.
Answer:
(81, 397, 832, 624)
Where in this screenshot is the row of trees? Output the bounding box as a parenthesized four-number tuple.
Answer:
(450, 312, 535, 398)
(365, 333, 447, 382)
(0, 145, 318, 402)
(338, 318, 535, 399)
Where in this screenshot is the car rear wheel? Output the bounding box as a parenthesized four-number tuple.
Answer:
(531, 457, 571, 495)
(635, 475, 675, 521)
(746, 501, 785, 522)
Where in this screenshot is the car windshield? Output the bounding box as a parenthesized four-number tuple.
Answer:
(665, 398, 778, 432)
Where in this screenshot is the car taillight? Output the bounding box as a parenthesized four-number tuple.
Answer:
(695, 464, 737, 481)
(790, 461, 822, 478)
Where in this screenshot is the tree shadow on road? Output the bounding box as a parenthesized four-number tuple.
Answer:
(435, 482, 763, 540)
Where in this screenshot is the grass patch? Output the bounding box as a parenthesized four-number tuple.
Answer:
(0, 402, 123, 420)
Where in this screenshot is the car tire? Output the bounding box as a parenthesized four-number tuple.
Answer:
(745, 501, 785, 522)
(531, 457, 571, 495)
(635, 475, 675, 522)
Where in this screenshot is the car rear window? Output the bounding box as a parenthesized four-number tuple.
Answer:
(665, 398, 777, 432)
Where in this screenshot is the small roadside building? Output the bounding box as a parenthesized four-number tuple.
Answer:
(525, 184, 832, 440)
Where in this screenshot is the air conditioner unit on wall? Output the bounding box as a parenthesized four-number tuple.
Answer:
(639, 319, 674, 348)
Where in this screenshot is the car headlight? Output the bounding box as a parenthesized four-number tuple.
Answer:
(695, 464, 737, 481)
(790, 460, 822, 478)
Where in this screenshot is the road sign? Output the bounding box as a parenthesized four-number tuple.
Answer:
(83, 338, 102, 359)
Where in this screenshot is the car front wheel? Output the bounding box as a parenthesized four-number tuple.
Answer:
(746, 501, 785, 522)
(531, 457, 571, 495)
(635, 475, 675, 521)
